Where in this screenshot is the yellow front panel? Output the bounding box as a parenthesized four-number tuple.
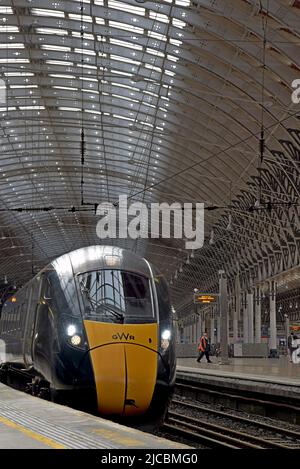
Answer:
(84, 321, 158, 416)
(89, 343, 126, 415)
(123, 344, 158, 416)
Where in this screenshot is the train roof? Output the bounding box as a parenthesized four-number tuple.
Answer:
(51, 245, 152, 277)
(2, 246, 154, 307)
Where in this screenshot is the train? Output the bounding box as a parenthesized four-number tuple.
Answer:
(0, 245, 176, 425)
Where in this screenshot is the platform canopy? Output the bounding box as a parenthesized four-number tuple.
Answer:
(0, 0, 299, 311)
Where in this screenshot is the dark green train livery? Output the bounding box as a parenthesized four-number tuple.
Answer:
(0, 246, 176, 425)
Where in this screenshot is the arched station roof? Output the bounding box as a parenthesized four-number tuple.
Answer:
(0, 0, 299, 312)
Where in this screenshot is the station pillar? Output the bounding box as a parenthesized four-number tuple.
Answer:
(178, 324, 184, 343)
(202, 312, 206, 334)
(269, 280, 279, 358)
(196, 312, 201, 341)
(284, 315, 289, 356)
(217, 316, 221, 343)
(233, 316, 238, 342)
(233, 296, 238, 343)
(210, 309, 215, 346)
(183, 327, 186, 343)
(247, 291, 254, 343)
(233, 272, 240, 342)
(175, 321, 179, 343)
(199, 314, 202, 339)
(219, 270, 229, 364)
(186, 326, 189, 343)
(285, 315, 289, 342)
(255, 285, 261, 343)
(242, 292, 249, 343)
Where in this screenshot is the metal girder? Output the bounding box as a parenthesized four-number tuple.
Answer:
(175, 131, 300, 316)
(0, 0, 299, 318)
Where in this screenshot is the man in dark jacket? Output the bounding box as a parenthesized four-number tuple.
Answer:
(196, 331, 212, 363)
(287, 332, 295, 363)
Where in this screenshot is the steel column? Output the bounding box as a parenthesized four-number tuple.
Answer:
(255, 285, 261, 343)
(243, 292, 249, 343)
(269, 280, 279, 357)
(217, 316, 221, 343)
(247, 291, 254, 343)
(202, 312, 206, 335)
(233, 272, 240, 342)
(210, 309, 215, 346)
(219, 270, 229, 363)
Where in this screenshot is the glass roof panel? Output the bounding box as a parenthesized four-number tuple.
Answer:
(108, 0, 145, 16)
(0, 6, 13, 14)
(3, 0, 297, 311)
(31, 8, 65, 17)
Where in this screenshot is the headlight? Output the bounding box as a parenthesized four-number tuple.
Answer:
(66, 324, 82, 347)
(162, 329, 171, 340)
(70, 334, 82, 346)
(63, 318, 87, 350)
(161, 329, 171, 352)
(67, 324, 76, 336)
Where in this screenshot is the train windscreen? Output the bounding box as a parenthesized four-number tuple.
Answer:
(78, 270, 155, 323)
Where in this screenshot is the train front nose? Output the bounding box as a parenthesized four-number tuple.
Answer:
(84, 321, 158, 416)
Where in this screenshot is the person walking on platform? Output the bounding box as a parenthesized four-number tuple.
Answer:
(287, 332, 295, 363)
(291, 334, 300, 364)
(196, 331, 212, 363)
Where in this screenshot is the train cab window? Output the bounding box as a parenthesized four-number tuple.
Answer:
(78, 270, 154, 324)
(152, 268, 172, 321)
(48, 271, 81, 318)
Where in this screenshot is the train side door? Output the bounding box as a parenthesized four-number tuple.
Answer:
(23, 277, 42, 367)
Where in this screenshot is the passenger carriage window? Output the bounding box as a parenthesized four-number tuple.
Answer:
(20, 303, 25, 329)
(16, 305, 21, 333)
(12, 310, 16, 331)
(5, 312, 9, 333)
(2, 313, 5, 333)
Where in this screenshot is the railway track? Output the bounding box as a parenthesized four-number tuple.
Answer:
(175, 378, 300, 424)
(164, 411, 300, 449)
(162, 400, 300, 449)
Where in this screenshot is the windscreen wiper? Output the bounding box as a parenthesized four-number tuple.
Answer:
(100, 305, 125, 323)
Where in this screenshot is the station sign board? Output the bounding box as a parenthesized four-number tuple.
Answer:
(290, 323, 300, 332)
(194, 293, 219, 304)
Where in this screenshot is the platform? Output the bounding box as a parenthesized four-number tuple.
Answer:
(0, 384, 189, 449)
(177, 357, 300, 401)
(177, 356, 300, 385)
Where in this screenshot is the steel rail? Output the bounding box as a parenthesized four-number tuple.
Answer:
(165, 411, 299, 449)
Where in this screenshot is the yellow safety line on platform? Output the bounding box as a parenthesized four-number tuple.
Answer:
(91, 428, 147, 447)
(0, 415, 66, 449)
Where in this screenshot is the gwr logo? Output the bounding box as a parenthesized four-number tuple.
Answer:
(112, 332, 135, 341)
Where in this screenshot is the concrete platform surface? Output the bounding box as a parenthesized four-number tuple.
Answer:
(0, 384, 189, 449)
(177, 357, 300, 387)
